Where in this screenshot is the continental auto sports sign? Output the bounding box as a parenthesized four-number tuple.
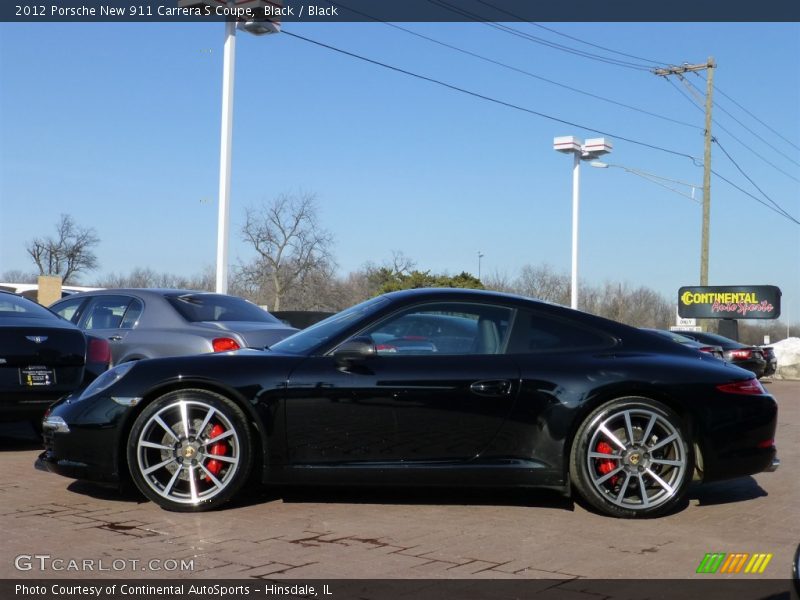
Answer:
(678, 285, 781, 319)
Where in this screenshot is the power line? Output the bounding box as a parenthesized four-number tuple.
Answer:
(683, 75, 800, 169)
(697, 73, 800, 153)
(280, 29, 698, 161)
(472, 0, 671, 67)
(664, 76, 800, 184)
(712, 168, 800, 225)
(324, 0, 700, 131)
(424, 0, 654, 72)
(713, 138, 800, 224)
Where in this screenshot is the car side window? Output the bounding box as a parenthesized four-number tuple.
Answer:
(509, 310, 615, 353)
(52, 297, 87, 323)
(120, 298, 143, 329)
(81, 296, 134, 330)
(359, 302, 514, 356)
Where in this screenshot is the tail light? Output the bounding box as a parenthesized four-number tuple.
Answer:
(698, 346, 717, 355)
(728, 349, 752, 360)
(212, 337, 240, 352)
(717, 379, 766, 395)
(87, 337, 112, 365)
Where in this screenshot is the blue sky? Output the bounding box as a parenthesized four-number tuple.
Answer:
(1, 21, 798, 319)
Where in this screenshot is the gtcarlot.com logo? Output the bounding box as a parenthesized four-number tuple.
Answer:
(697, 552, 773, 574)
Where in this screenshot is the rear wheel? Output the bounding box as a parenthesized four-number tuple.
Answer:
(127, 389, 252, 512)
(569, 397, 692, 518)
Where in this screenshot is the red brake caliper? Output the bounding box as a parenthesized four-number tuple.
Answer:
(203, 424, 228, 480)
(595, 441, 620, 486)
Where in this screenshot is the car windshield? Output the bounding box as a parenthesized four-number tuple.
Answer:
(166, 294, 281, 323)
(0, 293, 56, 319)
(270, 296, 390, 355)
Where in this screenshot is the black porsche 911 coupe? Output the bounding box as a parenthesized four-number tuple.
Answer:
(37, 288, 779, 518)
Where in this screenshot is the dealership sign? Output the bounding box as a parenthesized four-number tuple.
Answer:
(678, 286, 781, 319)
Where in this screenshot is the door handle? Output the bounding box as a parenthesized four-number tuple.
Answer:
(108, 335, 123, 342)
(470, 379, 512, 397)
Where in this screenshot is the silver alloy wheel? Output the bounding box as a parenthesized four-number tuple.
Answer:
(134, 399, 241, 505)
(585, 408, 687, 510)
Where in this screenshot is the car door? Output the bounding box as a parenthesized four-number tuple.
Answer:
(76, 295, 143, 365)
(284, 301, 520, 465)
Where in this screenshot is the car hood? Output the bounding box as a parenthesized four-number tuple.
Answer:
(193, 320, 299, 348)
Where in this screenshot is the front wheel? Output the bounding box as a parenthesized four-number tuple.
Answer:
(127, 389, 253, 512)
(569, 397, 693, 518)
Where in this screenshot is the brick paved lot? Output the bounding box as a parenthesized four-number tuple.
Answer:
(1, 381, 797, 581)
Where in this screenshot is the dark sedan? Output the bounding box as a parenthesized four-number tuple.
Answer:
(37, 289, 778, 518)
(641, 329, 724, 360)
(50, 289, 297, 366)
(0, 290, 110, 426)
(676, 331, 768, 378)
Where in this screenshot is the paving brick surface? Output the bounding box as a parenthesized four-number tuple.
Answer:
(1, 381, 797, 580)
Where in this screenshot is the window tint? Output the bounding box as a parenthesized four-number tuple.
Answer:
(511, 311, 614, 353)
(82, 296, 133, 330)
(270, 295, 389, 355)
(359, 302, 514, 356)
(0, 293, 56, 319)
(166, 294, 279, 323)
(52, 297, 86, 323)
(120, 299, 144, 329)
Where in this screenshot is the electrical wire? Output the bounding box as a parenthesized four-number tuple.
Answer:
(323, 0, 700, 131)
(712, 168, 800, 225)
(472, 0, 672, 67)
(423, 0, 655, 72)
(280, 29, 698, 161)
(683, 75, 800, 169)
(713, 139, 800, 224)
(696, 73, 800, 153)
(663, 76, 800, 184)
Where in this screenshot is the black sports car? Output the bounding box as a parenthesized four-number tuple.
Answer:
(37, 289, 779, 518)
(0, 290, 110, 427)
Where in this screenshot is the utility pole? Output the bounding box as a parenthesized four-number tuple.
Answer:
(654, 57, 715, 286)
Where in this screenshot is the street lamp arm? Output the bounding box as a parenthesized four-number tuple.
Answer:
(591, 161, 702, 203)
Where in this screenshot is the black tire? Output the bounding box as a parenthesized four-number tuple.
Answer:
(569, 397, 693, 518)
(127, 389, 253, 512)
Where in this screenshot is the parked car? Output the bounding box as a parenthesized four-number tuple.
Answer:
(49, 289, 298, 366)
(761, 346, 777, 377)
(37, 288, 778, 518)
(0, 290, 110, 427)
(0, 282, 101, 302)
(642, 329, 724, 360)
(676, 331, 768, 378)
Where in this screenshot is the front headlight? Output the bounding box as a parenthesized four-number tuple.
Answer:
(79, 361, 136, 399)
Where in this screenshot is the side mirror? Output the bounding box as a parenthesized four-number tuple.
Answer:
(333, 336, 376, 365)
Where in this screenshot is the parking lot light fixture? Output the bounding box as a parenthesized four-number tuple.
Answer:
(553, 136, 612, 310)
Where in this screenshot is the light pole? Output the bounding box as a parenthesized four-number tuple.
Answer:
(179, 1, 279, 294)
(477, 251, 484, 280)
(553, 137, 612, 310)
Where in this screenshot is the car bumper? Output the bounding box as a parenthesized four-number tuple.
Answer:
(35, 393, 128, 485)
(0, 390, 71, 422)
(697, 392, 779, 482)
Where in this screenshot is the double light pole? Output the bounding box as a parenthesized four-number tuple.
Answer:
(553, 136, 612, 310)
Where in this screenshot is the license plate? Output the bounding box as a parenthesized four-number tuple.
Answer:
(20, 366, 56, 386)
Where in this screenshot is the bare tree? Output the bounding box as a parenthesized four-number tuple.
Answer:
(240, 193, 334, 311)
(26, 214, 99, 284)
